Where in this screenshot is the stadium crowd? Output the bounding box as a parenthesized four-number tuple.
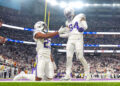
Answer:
(0, 6, 120, 79)
(55, 54, 120, 79)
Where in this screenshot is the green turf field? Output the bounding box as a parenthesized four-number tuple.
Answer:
(0, 82, 120, 86)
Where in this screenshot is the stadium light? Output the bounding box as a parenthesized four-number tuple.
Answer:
(112, 3, 120, 7)
(84, 3, 91, 7)
(68, 2, 83, 8)
(49, 0, 58, 6)
(93, 4, 101, 7)
(59, 1, 67, 8)
(74, 2, 84, 8)
(46, 0, 50, 2)
(47, 0, 120, 8)
(113, 4, 116, 7)
(102, 4, 112, 7)
(68, 2, 74, 8)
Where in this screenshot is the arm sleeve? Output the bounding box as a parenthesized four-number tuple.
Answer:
(80, 14, 88, 30)
(81, 20, 88, 30)
(59, 27, 70, 38)
(33, 30, 43, 41)
(59, 33, 69, 38)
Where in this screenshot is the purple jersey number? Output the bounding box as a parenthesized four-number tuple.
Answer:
(44, 39, 51, 48)
(69, 22, 80, 31)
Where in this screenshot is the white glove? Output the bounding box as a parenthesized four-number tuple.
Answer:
(58, 26, 66, 34)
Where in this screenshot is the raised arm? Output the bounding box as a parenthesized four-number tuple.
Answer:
(59, 27, 70, 38)
(76, 14, 88, 32)
(34, 26, 66, 39)
(59, 33, 69, 38)
(80, 15, 88, 30)
(35, 32, 59, 39)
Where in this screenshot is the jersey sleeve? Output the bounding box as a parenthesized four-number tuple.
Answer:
(78, 13, 86, 20)
(76, 13, 88, 30)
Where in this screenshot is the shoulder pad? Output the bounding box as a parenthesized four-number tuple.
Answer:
(76, 13, 86, 19)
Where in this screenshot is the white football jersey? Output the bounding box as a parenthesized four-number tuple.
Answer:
(33, 31, 51, 57)
(66, 13, 86, 40)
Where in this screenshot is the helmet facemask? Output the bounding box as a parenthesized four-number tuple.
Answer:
(64, 7, 74, 21)
(34, 21, 48, 33)
(41, 23, 48, 33)
(65, 12, 74, 21)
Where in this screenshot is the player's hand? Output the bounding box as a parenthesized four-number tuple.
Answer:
(0, 36, 6, 44)
(58, 26, 66, 34)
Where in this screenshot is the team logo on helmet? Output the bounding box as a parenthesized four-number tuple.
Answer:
(34, 21, 48, 33)
(64, 7, 74, 20)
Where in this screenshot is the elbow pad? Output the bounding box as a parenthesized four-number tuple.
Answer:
(77, 27, 84, 32)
